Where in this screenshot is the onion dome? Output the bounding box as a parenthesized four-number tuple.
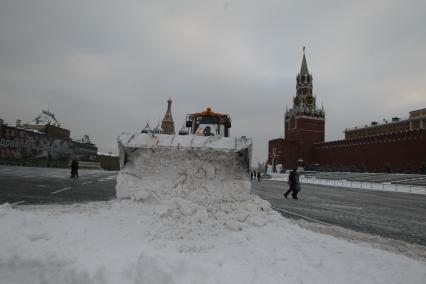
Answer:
(152, 121, 164, 134)
(141, 122, 151, 134)
(178, 123, 188, 135)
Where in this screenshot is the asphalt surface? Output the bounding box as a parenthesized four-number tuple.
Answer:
(0, 166, 116, 204)
(251, 179, 426, 246)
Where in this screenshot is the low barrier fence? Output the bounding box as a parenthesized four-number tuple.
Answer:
(269, 174, 426, 195)
(302, 177, 426, 194)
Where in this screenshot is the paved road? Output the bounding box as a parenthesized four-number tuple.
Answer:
(252, 180, 426, 246)
(0, 166, 116, 204)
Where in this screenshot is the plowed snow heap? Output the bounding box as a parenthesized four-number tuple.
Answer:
(116, 107, 252, 202)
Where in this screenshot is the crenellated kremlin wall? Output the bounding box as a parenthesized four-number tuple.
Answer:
(313, 128, 426, 173)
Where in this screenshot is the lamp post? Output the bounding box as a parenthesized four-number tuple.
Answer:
(271, 148, 280, 173)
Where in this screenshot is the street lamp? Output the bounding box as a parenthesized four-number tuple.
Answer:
(271, 148, 280, 173)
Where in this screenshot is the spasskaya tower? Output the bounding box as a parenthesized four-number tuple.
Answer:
(268, 47, 325, 170)
(284, 47, 325, 144)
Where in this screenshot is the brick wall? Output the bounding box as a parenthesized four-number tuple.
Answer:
(313, 129, 426, 173)
(285, 117, 325, 143)
(268, 138, 303, 170)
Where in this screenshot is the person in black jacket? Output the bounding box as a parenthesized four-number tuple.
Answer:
(70, 159, 79, 178)
(284, 168, 301, 199)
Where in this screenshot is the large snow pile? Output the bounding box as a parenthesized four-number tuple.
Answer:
(1, 201, 425, 284)
(116, 133, 266, 239)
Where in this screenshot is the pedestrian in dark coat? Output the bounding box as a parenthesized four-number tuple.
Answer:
(250, 171, 253, 181)
(257, 172, 261, 182)
(284, 168, 301, 199)
(70, 159, 79, 178)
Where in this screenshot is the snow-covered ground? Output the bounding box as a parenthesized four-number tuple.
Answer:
(270, 173, 426, 195)
(1, 200, 425, 284)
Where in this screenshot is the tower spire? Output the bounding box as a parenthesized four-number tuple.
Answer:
(167, 96, 172, 112)
(161, 97, 175, 135)
(300, 46, 309, 75)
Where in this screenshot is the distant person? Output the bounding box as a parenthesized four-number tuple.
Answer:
(257, 172, 261, 182)
(250, 171, 253, 181)
(284, 168, 301, 199)
(203, 126, 214, 136)
(70, 159, 79, 178)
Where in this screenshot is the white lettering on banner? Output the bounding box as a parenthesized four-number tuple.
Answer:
(1, 135, 96, 159)
(0, 138, 48, 151)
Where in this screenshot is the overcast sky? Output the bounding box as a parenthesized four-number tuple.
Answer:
(1, 0, 425, 163)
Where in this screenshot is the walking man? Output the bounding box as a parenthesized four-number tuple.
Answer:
(70, 159, 79, 178)
(284, 168, 301, 199)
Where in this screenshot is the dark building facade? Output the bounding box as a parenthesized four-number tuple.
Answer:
(268, 51, 426, 174)
(0, 111, 97, 167)
(344, 108, 426, 139)
(96, 153, 119, 171)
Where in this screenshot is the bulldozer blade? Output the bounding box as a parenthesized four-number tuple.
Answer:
(116, 133, 252, 201)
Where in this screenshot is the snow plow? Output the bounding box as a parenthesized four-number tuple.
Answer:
(116, 107, 252, 201)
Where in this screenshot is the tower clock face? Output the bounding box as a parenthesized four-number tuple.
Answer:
(305, 95, 314, 106)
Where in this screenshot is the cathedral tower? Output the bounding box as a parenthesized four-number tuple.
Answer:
(161, 97, 175, 135)
(284, 47, 325, 144)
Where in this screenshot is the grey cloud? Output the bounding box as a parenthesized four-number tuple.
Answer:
(1, 0, 425, 162)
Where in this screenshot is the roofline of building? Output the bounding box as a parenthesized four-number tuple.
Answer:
(344, 118, 409, 133)
(1, 123, 95, 145)
(315, 128, 426, 146)
(344, 114, 426, 133)
(409, 107, 426, 113)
